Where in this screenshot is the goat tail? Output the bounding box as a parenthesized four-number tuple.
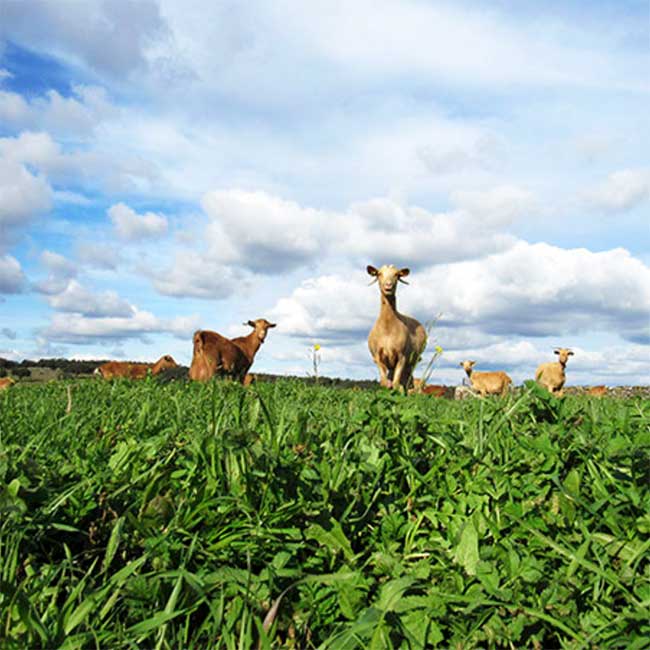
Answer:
(192, 330, 204, 355)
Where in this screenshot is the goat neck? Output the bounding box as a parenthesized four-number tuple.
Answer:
(378, 290, 400, 323)
(233, 330, 262, 362)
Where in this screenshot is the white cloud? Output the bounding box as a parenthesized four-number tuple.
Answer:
(75, 242, 121, 270)
(0, 131, 160, 195)
(450, 185, 537, 227)
(34, 250, 78, 295)
(586, 168, 650, 213)
(44, 308, 200, 343)
(201, 189, 324, 273)
(269, 241, 650, 346)
(41, 250, 78, 277)
(0, 0, 172, 78)
(108, 202, 168, 241)
(0, 85, 115, 137)
(0, 159, 52, 250)
(47, 280, 134, 317)
(148, 252, 240, 299)
(0, 255, 26, 294)
(196, 190, 518, 281)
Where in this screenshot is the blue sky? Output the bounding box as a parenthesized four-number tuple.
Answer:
(0, 0, 648, 385)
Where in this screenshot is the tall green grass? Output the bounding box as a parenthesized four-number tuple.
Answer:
(1, 379, 648, 648)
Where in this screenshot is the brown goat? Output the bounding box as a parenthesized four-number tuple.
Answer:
(367, 265, 427, 391)
(189, 319, 276, 383)
(95, 355, 178, 379)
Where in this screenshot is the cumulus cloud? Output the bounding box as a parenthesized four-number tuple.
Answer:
(195, 189, 518, 281)
(0, 0, 172, 79)
(34, 250, 78, 295)
(0, 85, 115, 136)
(269, 241, 650, 346)
(201, 190, 324, 273)
(108, 203, 168, 241)
(0, 131, 159, 195)
(148, 252, 240, 299)
(47, 280, 134, 318)
(0, 159, 52, 250)
(75, 242, 121, 270)
(43, 308, 200, 343)
(450, 185, 537, 227)
(586, 169, 650, 213)
(0, 255, 27, 294)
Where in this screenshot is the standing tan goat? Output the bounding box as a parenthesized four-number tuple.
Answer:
(367, 265, 427, 391)
(460, 361, 512, 397)
(535, 348, 573, 396)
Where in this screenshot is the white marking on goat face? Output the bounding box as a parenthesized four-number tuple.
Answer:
(367, 264, 410, 296)
(553, 348, 574, 364)
(246, 318, 277, 342)
(460, 360, 476, 373)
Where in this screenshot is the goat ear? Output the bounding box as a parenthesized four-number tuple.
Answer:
(267, 322, 277, 328)
(459, 362, 464, 367)
(398, 268, 410, 277)
(247, 320, 256, 327)
(554, 349, 560, 355)
(568, 350, 574, 356)
(367, 265, 378, 276)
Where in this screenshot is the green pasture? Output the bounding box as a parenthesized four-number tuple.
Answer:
(1, 379, 649, 649)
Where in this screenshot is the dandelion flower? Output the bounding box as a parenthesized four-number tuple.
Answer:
(435, 345, 443, 354)
(314, 344, 321, 351)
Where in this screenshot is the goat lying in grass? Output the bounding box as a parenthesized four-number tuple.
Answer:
(95, 355, 177, 380)
(460, 360, 512, 397)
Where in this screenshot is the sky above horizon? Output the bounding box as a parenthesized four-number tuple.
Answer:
(0, 0, 649, 385)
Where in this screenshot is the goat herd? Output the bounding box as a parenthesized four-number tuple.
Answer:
(76, 264, 577, 398)
(0, 264, 577, 397)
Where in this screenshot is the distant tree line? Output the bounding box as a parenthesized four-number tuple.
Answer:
(0, 358, 381, 389)
(0, 358, 109, 378)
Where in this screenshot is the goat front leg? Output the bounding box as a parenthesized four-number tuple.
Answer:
(374, 357, 392, 388)
(392, 356, 408, 393)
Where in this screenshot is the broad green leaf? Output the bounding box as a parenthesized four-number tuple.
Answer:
(453, 520, 479, 576)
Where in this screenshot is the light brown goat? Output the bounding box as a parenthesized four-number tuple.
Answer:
(460, 360, 512, 397)
(95, 355, 178, 379)
(189, 319, 276, 383)
(367, 265, 427, 391)
(535, 348, 573, 396)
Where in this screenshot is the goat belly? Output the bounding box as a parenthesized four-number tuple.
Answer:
(378, 349, 399, 367)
